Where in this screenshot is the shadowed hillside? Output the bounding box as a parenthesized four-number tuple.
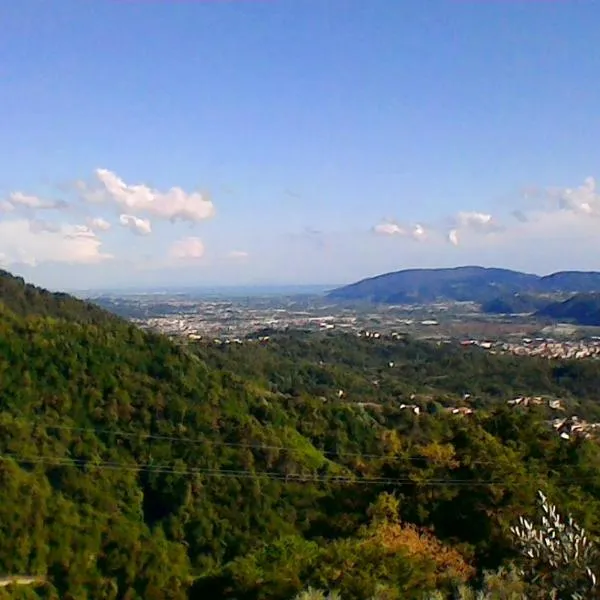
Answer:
(536, 292, 600, 326)
(329, 266, 600, 305)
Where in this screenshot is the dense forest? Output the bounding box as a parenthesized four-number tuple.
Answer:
(0, 270, 119, 326)
(2, 270, 600, 598)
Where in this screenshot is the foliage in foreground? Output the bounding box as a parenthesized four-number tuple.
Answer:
(295, 491, 600, 599)
(511, 490, 599, 598)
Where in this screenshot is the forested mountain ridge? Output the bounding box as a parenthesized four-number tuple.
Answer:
(0, 269, 120, 325)
(536, 292, 600, 326)
(328, 266, 600, 305)
(2, 272, 600, 598)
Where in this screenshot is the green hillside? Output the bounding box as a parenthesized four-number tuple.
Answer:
(1, 273, 600, 598)
(0, 269, 120, 326)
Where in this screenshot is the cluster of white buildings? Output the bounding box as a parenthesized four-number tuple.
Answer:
(550, 416, 600, 440)
(463, 337, 600, 360)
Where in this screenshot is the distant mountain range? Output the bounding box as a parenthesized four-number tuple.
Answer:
(328, 266, 600, 315)
(536, 293, 600, 326)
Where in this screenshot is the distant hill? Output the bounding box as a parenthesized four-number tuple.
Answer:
(480, 293, 553, 315)
(536, 292, 600, 326)
(0, 269, 120, 325)
(328, 266, 600, 306)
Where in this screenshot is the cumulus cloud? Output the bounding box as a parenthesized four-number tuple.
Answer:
(119, 214, 152, 236)
(0, 219, 112, 266)
(80, 169, 216, 223)
(373, 220, 427, 241)
(87, 217, 111, 232)
(443, 210, 501, 246)
(169, 236, 205, 260)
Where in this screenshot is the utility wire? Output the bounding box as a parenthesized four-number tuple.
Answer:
(1, 452, 597, 487)
(24, 422, 504, 466)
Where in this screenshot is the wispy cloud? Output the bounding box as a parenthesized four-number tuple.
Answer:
(7, 192, 67, 211)
(169, 236, 205, 260)
(0, 200, 15, 213)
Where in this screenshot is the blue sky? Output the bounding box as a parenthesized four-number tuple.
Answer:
(1, 0, 600, 290)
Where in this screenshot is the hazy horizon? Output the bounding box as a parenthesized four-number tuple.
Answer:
(52, 264, 600, 297)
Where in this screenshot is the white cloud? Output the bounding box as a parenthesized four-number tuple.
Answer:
(440, 176, 600, 252)
(554, 176, 599, 216)
(0, 219, 112, 266)
(443, 211, 500, 246)
(228, 250, 249, 259)
(7, 192, 67, 211)
(9, 192, 46, 209)
(412, 224, 426, 241)
(119, 214, 152, 236)
(63, 224, 96, 239)
(373, 221, 427, 241)
(81, 169, 216, 223)
(0, 200, 15, 214)
(373, 222, 405, 236)
(87, 217, 111, 232)
(169, 236, 205, 260)
(455, 211, 496, 231)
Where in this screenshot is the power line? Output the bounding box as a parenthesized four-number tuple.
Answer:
(1, 453, 598, 487)
(0, 453, 507, 485)
(28, 423, 502, 466)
